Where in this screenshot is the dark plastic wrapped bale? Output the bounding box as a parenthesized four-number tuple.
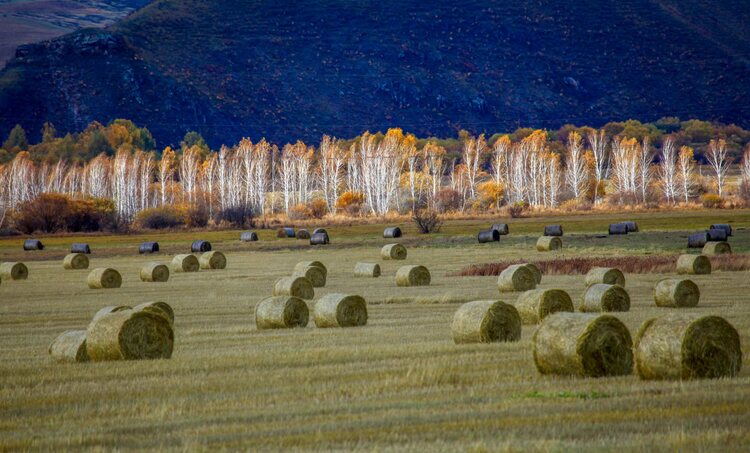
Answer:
(687, 232, 709, 248)
(623, 221, 639, 233)
(139, 242, 160, 254)
(191, 240, 212, 253)
(383, 227, 402, 238)
(310, 232, 330, 245)
(313, 228, 328, 236)
(706, 229, 728, 242)
(23, 239, 44, 251)
(608, 223, 628, 235)
(240, 231, 258, 242)
(543, 225, 563, 236)
(71, 243, 91, 254)
(709, 224, 732, 237)
(283, 227, 296, 238)
(296, 229, 311, 239)
(491, 223, 509, 235)
(477, 229, 500, 243)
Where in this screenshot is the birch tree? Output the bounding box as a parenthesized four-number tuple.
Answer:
(658, 137, 677, 203)
(564, 131, 589, 201)
(677, 146, 696, 203)
(706, 139, 729, 197)
(587, 129, 609, 204)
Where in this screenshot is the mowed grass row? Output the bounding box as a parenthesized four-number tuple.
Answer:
(0, 214, 749, 450)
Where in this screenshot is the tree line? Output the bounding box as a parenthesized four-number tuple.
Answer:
(1, 117, 750, 232)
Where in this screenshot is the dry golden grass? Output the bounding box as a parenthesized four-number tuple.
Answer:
(0, 213, 749, 451)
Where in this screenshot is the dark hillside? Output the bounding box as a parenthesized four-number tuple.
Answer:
(1, 0, 748, 147)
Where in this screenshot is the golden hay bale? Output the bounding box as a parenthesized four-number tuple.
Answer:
(354, 262, 381, 277)
(634, 314, 741, 380)
(90, 305, 132, 325)
(584, 267, 625, 287)
(199, 251, 227, 270)
(133, 302, 174, 325)
(0, 262, 28, 280)
(536, 236, 562, 252)
(653, 278, 700, 308)
(273, 276, 314, 299)
(294, 261, 327, 276)
(86, 310, 174, 361)
(395, 265, 431, 286)
(255, 296, 309, 329)
(515, 289, 574, 324)
(497, 264, 536, 292)
(580, 283, 630, 312)
(63, 253, 89, 270)
(87, 268, 122, 289)
(533, 312, 633, 377)
(524, 263, 542, 284)
(381, 243, 407, 260)
(451, 300, 522, 344)
(676, 254, 711, 275)
(49, 330, 89, 363)
(702, 241, 731, 255)
(293, 265, 327, 288)
(313, 293, 368, 328)
(171, 254, 199, 273)
(140, 263, 170, 282)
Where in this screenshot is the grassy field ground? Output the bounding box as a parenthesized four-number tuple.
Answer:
(1, 210, 749, 451)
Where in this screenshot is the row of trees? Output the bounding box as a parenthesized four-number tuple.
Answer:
(1, 125, 748, 230)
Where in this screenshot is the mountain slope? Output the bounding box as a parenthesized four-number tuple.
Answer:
(1, 0, 749, 147)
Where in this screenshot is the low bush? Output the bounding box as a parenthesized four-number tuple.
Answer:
(135, 205, 187, 229)
(701, 193, 723, 208)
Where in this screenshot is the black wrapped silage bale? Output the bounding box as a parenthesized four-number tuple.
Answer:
(23, 239, 44, 251)
(139, 242, 160, 254)
(687, 232, 709, 248)
(491, 223, 509, 235)
(478, 229, 500, 243)
(384, 227, 402, 238)
(544, 225, 563, 237)
(71, 243, 91, 254)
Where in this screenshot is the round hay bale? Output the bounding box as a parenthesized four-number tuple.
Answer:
(477, 229, 500, 243)
(91, 305, 132, 325)
(23, 239, 44, 250)
(707, 229, 728, 241)
(543, 225, 563, 236)
(71, 243, 91, 254)
(676, 254, 711, 275)
(191, 240, 212, 253)
(86, 310, 174, 361)
(623, 221, 639, 232)
(296, 229, 311, 240)
(497, 264, 536, 292)
(634, 314, 741, 380)
(709, 224, 732, 237)
(310, 232, 330, 245)
(171, 254, 199, 273)
(584, 267, 625, 287)
(313, 228, 328, 236)
(491, 223, 509, 235)
(281, 227, 296, 238)
(293, 265, 327, 288)
(354, 262, 380, 277)
(313, 293, 368, 328)
(49, 330, 89, 363)
(140, 263, 170, 282)
(273, 276, 314, 299)
(703, 241, 731, 255)
(381, 243, 407, 260)
(451, 300, 522, 344)
(199, 251, 227, 270)
(533, 312, 633, 377)
(536, 236, 562, 252)
(139, 242, 159, 254)
(524, 263, 542, 284)
(255, 296, 309, 329)
(87, 268, 122, 289)
(240, 231, 258, 242)
(515, 289, 574, 324)
(580, 284, 630, 312)
(383, 226, 402, 238)
(63, 253, 89, 270)
(608, 223, 628, 235)
(687, 232, 709, 248)
(133, 301, 174, 325)
(653, 278, 700, 308)
(294, 261, 327, 276)
(395, 265, 431, 287)
(0, 262, 28, 280)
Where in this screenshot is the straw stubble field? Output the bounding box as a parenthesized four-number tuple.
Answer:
(1, 213, 749, 451)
